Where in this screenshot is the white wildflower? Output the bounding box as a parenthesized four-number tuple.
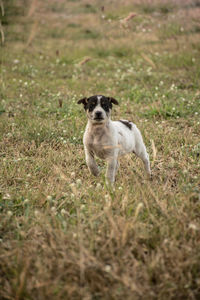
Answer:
(96, 183, 102, 190)
(105, 194, 109, 200)
(62, 221, 67, 228)
(7, 211, 13, 217)
(76, 179, 82, 187)
(71, 172, 76, 178)
(51, 207, 57, 214)
(34, 210, 40, 217)
(61, 209, 67, 215)
(105, 265, 111, 272)
(3, 194, 11, 200)
(189, 223, 198, 231)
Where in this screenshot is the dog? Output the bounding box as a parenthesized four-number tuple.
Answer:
(77, 95, 151, 184)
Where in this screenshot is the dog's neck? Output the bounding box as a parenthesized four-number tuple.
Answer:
(88, 118, 111, 126)
(87, 118, 111, 132)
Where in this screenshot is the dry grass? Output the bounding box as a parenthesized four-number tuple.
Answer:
(0, 0, 200, 299)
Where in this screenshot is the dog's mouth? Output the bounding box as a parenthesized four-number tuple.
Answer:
(94, 117, 104, 121)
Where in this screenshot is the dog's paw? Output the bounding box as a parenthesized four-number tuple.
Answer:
(105, 180, 115, 190)
(149, 172, 153, 181)
(90, 168, 100, 177)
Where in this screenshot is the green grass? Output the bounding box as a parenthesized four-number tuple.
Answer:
(0, 0, 200, 299)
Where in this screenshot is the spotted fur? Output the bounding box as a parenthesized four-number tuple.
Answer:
(77, 95, 151, 184)
(119, 120, 132, 130)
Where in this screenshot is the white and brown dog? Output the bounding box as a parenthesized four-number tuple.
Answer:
(78, 95, 151, 184)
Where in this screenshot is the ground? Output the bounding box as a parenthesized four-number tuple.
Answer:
(0, 0, 200, 299)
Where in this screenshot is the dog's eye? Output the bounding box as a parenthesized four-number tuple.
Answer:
(88, 102, 96, 111)
(101, 101, 110, 112)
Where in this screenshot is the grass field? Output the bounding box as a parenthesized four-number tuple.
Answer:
(0, 0, 200, 299)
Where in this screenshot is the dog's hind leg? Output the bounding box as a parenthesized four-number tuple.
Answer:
(133, 138, 151, 177)
(116, 160, 120, 173)
(134, 146, 151, 176)
(133, 144, 151, 177)
(133, 129, 151, 176)
(141, 151, 151, 176)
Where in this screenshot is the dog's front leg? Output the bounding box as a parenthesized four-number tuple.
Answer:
(85, 147, 99, 177)
(106, 156, 118, 184)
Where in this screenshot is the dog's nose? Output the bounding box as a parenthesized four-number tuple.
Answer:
(95, 111, 102, 119)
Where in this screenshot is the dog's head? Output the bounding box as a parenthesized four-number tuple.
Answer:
(77, 95, 119, 124)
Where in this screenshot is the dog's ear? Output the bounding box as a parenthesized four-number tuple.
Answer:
(108, 97, 119, 105)
(77, 97, 88, 105)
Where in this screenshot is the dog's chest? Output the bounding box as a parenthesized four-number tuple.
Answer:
(85, 127, 113, 159)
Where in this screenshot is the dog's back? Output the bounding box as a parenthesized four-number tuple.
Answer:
(112, 120, 136, 155)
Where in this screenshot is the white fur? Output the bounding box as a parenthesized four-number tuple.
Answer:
(83, 118, 151, 184)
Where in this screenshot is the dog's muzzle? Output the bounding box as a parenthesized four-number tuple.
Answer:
(94, 111, 104, 121)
